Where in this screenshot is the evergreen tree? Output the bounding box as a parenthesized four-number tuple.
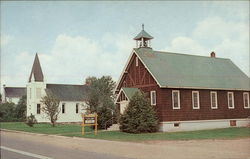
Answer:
(120, 91, 159, 133)
(15, 95, 27, 120)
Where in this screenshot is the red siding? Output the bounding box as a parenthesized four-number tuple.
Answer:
(117, 53, 250, 122)
(159, 89, 250, 122)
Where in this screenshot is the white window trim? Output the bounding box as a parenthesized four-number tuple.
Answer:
(192, 91, 200, 109)
(227, 92, 235, 109)
(243, 92, 250, 109)
(150, 91, 156, 106)
(136, 57, 139, 67)
(210, 91, 218, 109)
(172, 90, 180, 109)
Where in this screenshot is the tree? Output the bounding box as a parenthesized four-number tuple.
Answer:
(40, 92, 60, 127)
(0, 102, 17, 121)
(85, 76, 116, 129)
(119, 91, 159, 133)
(15, 95, 27, 121)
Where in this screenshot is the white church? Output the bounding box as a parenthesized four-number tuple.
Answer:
(26, 53, 89, 122)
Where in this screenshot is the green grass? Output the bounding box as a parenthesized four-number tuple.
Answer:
(1, 122, 250, 141)
(0, 122, 92, 134)
(65, 127, 250, 141)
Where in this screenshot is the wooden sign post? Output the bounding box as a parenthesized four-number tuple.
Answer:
(81, 113, 98, 135)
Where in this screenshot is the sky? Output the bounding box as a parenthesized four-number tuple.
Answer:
(1, 1, 249, 88)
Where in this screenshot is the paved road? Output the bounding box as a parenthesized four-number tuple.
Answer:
(1, 130, 250, 159)
(0, 131, 131, 159)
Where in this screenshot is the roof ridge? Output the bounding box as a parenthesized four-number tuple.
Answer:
(5, 87, 26, 88)
(135, 48, 230, 60)
(47, 83, 84, 86)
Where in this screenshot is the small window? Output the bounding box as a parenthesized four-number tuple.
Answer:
(150, 91, 156, 105)
(37, 104, 41, 114)
(210, 91, 218, 109)
(36, 88, 41, 99)
(30, 88, 32, 99)
(76, 103, 79, 113)
(62, 103, 65, 114)
(174, 123, 180, 127)
(192, 91, 200, 109)
(228, 92, 234, 109)
(230, 120, 236, 127)
(172, 90, 180, 109)
(243, 92, 250, 108)
(136, 57, 139, 67)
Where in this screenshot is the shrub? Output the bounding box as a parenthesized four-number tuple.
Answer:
(97, 105, 113, 129)
(26, 114, 37, 127)
(119, 91, 159, 133)
(0, 102, 19, 122)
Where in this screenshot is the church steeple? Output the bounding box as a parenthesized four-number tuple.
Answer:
(134, 24, 153, 48)
(28, 53, 44, 82)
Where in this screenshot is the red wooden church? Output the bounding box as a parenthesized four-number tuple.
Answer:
(115, 25, 250, 131)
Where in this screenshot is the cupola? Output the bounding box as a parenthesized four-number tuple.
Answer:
(134, 24, 153, 48)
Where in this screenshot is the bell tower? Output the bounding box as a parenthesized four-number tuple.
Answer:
(134, 24, 153, 48)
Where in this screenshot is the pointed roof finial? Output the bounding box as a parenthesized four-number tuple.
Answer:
(134, 24, 153, 40)
(28, 53, 44, 82)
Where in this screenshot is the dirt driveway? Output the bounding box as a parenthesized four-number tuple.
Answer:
(1, 130, 250, 159)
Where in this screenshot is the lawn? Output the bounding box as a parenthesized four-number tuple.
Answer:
(0, 122, 92, 134)
(1, 122, 250, 141)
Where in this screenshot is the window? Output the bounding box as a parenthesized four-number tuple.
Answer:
(62, 103, 65, 114)
(243, 92, 250, 108)
(172, 90, 180, 109)
(230, 120, 236, 127)
(136, 57, 139, 67)
(228, 92, 234, 109)
(36, 88, 41, 99)
(174, 123, 180, 127)
(150, 91, 156, 105)
(37, 104, 41, 114)
(192, 91, 200, 109)
(76, 103, 79, 113)
(30, 88, 32, 99)
(210, 91, 218, 109)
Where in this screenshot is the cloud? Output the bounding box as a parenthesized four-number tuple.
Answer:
(40, 33, 134, 84)
(0, 35, 12, 47)
(165, 37, 209, 55)
(165, 16, 249, 76)
(1, 33, 135, 87)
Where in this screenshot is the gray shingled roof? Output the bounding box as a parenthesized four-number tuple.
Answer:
(134, 48, 250, 90)
(4, 87, 26, 97)
(122, 87, 140, 100)
(29, 53, 44, 82)
(46, 84, 89, 101)
(134, 30, 153, 40)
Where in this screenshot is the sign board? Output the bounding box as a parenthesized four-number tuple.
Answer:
(84, 117, 95, 124)
(81, 113, 98, 135)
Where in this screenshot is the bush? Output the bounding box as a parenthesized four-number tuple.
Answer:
(26, 114, 37, 127)
(15, 95, 27, 121)
(97, 105, 113, 129)
(119, 91, 159, 133)
(0, 102, 19, 122)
